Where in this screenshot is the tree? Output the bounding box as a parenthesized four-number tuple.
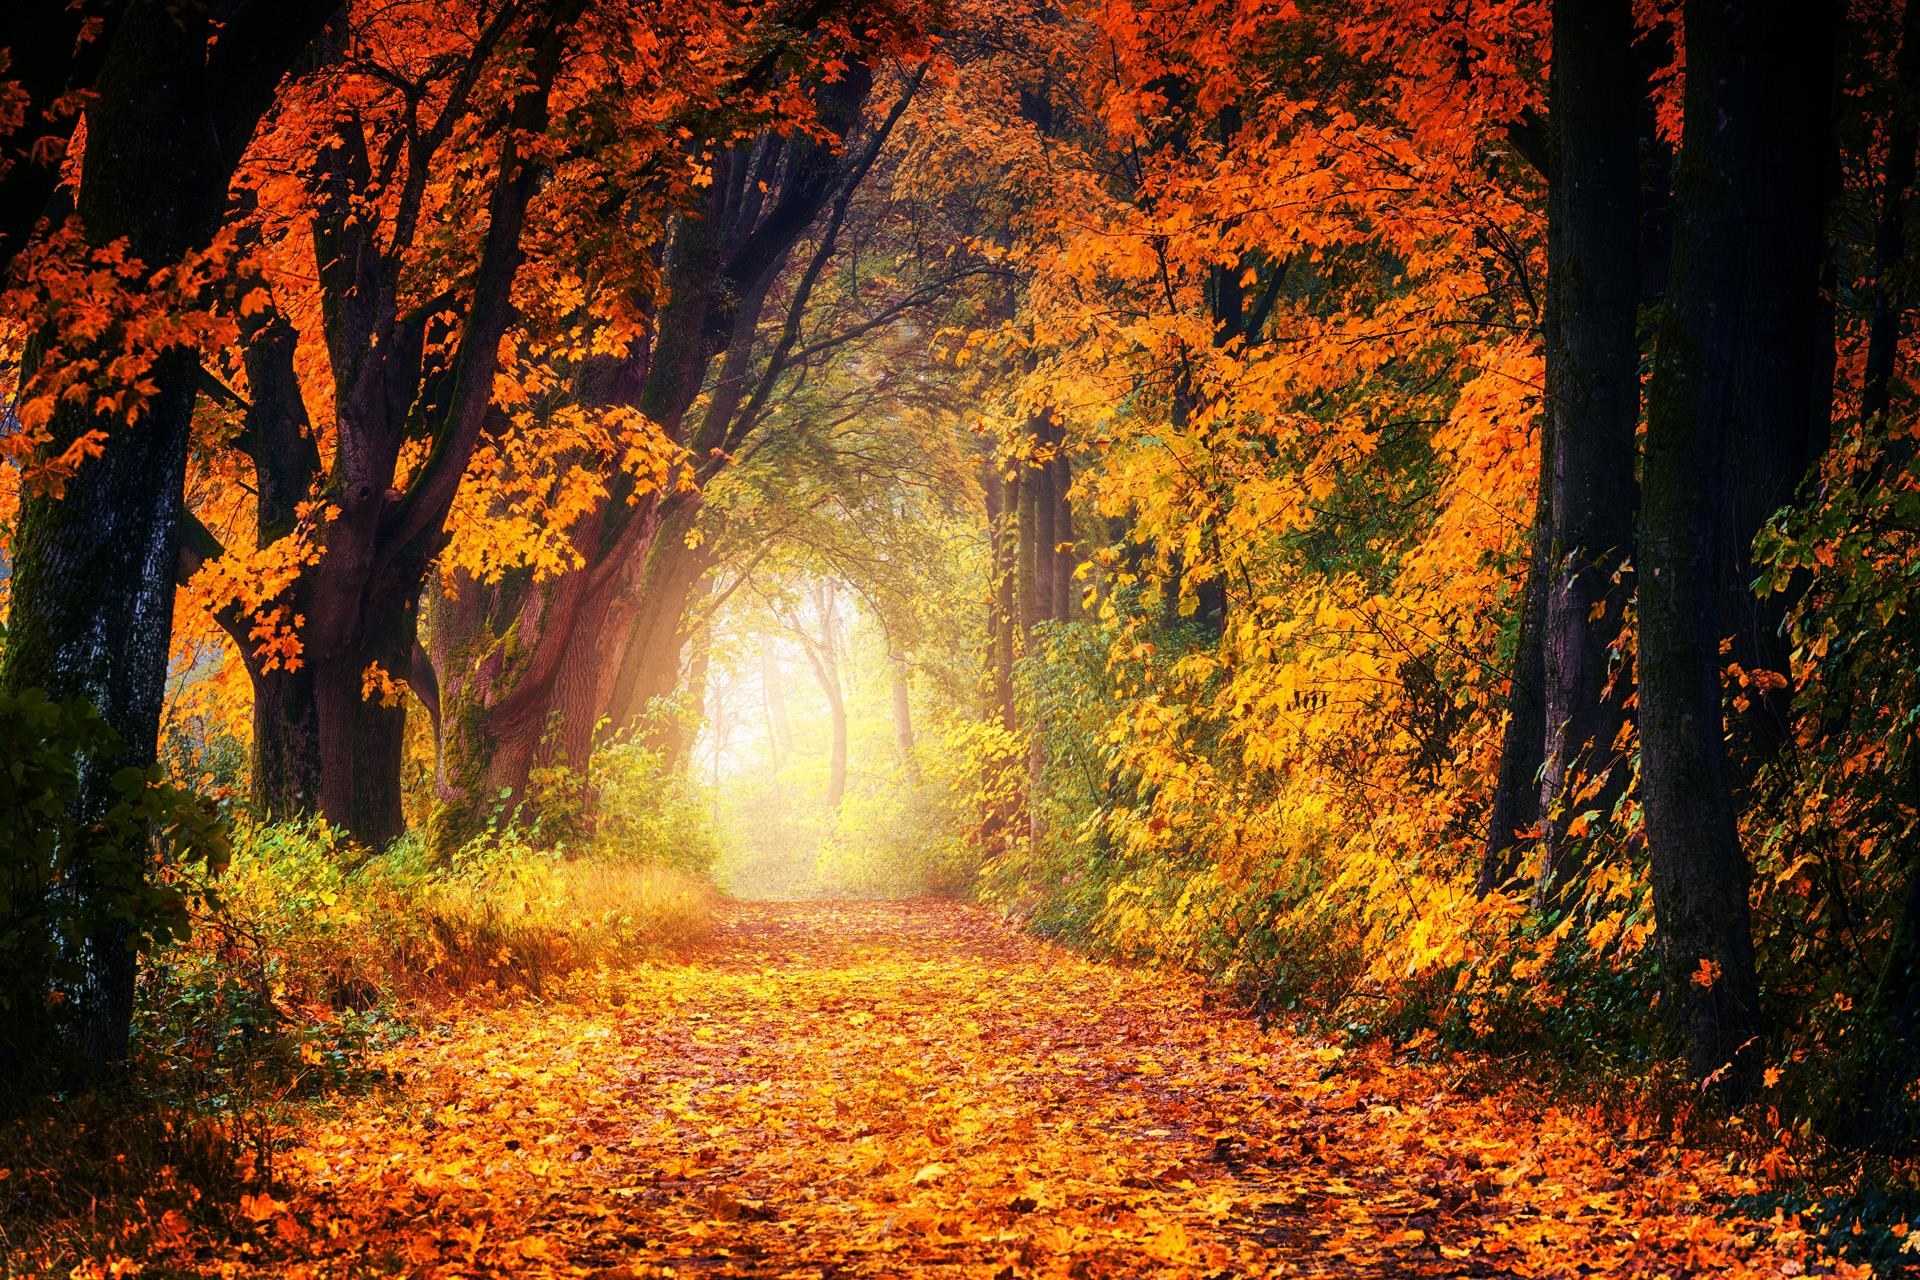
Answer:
(1639, 0, 1836, 1098)
(0, 0, 338, 1084)
(179, 0, 587, 849)
(428, 55, 881, 833)
(1532, 0, 1641, 907)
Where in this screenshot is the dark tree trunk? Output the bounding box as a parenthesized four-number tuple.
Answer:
(312, 608, 413, 851)
(252, 663, 324, 818)
(1715, 2, 1838, 780)
(1863, 0, 1920, 431)
(0, 0, 334, 1085)
(1640, 0, 1833, 1100)
(1479, 430, 1552, 895)
(1534, 0, 1642, 908)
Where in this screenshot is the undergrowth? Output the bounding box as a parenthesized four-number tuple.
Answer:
(0, 816, 715, 1276)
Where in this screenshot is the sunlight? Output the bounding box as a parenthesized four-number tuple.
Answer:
(1, 0, 1914, 1272)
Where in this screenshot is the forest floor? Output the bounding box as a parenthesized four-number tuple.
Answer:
(187, 900, 1857, 1278)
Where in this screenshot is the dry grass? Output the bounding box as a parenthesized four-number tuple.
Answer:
(0, 828, 718, 1276)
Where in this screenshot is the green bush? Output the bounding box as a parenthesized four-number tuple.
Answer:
(0, 687, 227, 1091)
(586, 736, 722, 874)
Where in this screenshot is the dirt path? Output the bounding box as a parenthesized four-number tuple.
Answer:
(230, 900, 1849, 1278)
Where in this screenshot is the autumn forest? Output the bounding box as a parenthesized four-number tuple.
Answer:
(2, 0, 1919, 1274)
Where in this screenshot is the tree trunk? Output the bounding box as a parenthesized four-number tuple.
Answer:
(0, 0, 334, 1085)
(1017, 452, 1040, 637)
(985, 463, 1017, 728)
(1863, 0, 1920, 432)
(1534, 0, 1641, 908)
(1479, 429, 1552, 895)
(299, 566, 428, 851)
(606, 506, 713, 738)
(1715, 1, 1838, 780)
(801, 583, 848, 810)
(891, 654, 919, 783)
(668, 625, 712, 777)
(1034, 422, 1058, 633)
(252, 662, 324, 819)
(1639, 0, 1833, 1100)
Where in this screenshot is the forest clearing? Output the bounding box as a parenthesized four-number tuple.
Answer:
(6, 0, 1920, 1273)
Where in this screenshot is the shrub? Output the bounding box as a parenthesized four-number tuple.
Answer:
(585, 735, 722, 874)
(0, 686, 228, 1092)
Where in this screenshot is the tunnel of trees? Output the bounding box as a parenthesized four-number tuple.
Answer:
(6, 0, 1920, 1271)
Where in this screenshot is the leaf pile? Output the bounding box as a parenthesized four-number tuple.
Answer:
(133, 901, 1865, 1277)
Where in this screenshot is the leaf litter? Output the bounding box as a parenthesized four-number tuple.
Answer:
(173, 900, 1863, 1278)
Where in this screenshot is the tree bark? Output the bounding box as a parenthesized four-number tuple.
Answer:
(1639, 0, 1833, 1099)
(1715, 0, 1838, 780)
(1479, 427, 1552, 894)
(1034, 420, 1058, 632)
(1018, 447, 1040, 637)
(985, 462, 1018, 729)
(800, 583, 849, 809)
(1534, 0, 1642, 908)
(1052, 446, 1076, 621)
(891, 653, 919, 783)
(1863, 0, 1920, 432)
(0, 0, 335, 1085)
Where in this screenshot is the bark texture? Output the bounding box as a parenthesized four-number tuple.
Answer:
(0, 0, 336, 1085)
(1534, 0, 1641, 907)
(1639, 0, 1834, 1099)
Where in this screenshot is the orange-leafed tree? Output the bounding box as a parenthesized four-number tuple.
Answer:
(0, 0, 341, 1087)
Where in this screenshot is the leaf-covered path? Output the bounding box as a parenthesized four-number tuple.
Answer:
(233, 901, 1849, 1278)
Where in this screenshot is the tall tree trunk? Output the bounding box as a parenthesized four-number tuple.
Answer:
(1017, 451, 1040, 637)
(1479, 433, 1552, 894)
(0, 0, 334, 1085)
(1534, 0, 1642, 908)
(989, 464, 1019, 726)
(668, 625, 712, 777)
(891, 654, 919, 783)
(1716, 1, 1838, 780)
(1640, 0, 1833, 1099)
(801, 583, 848, 809)
(1034, 420, 1058, 632)
(1864, 0, 1920, 432)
